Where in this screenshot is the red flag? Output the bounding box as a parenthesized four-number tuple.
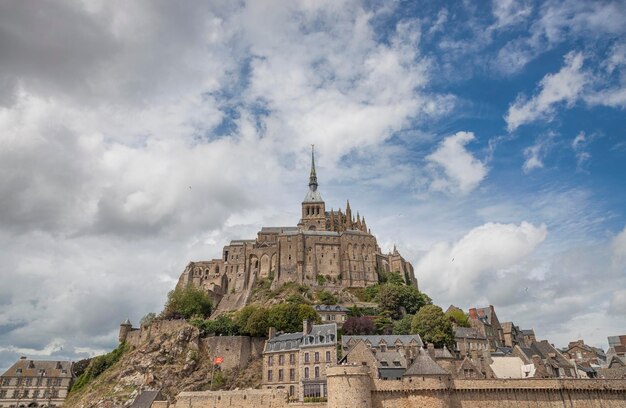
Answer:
(214, 357, 224, 365)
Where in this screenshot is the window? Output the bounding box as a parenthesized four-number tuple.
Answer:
(36, 378, 43, 386)
(289, 368, 295, 381)
(16, 378, 22, 386)
(0, 390, 6, 398)
(278, 369, 284, 381)
(33, 390, 39, 398)
(25, 378, 32, 386)
(380, 344, 387, 352)
(22, 390, 29, 398)
(1, 378, 9, 386)
(279, 355, 285, 365)
(326, 351, 331, 362)
(314, 366, 320, 378)
(54, 378, 62, 386)
(268, 356, 274, 366)
(314, 352, 319, 363)
(304, 353, 310, 363)
(304, 367, 309, 379)
(289, 385, 295, 397)
(290, 354, 296, 365)
(267, 370, 273, 382)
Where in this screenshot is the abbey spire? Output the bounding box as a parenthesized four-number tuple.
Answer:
(309, 144, 318, 191)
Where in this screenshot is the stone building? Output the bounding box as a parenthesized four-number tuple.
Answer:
(313, 305, 349, 328)
(262, 321, 337, 401)
(501, 322, 522, 348)
(177, 147, 417, 313)
(468, 305, 504, 350)
(0, 357, 73, 407)
(513, 340, 577, 378)
(454, 327, 489, 357)
(564, 340, 606, 366)
(341, 335, 423, 364)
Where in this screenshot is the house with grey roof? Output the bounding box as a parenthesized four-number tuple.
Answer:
(454, 326, 489, 357)
(262, 321, 337, 401)
(513, 340, 577, 378)
(0, 357, 73, 407)
(313, 304, 349, 328)
(342, 334, 423, 361)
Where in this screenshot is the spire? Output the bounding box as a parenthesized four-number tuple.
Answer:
(309, 144, 318, 191)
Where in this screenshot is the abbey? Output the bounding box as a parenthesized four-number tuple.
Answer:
(178, 148, 417, 312)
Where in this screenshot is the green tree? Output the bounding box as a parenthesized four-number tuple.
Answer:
(373, 315, 394, 335)
(411, 305, 454, 349)
(243, 306, 270, 337)
(392, 314, 413, 335)
(267, 303, 320, 333)
(317, 290, 337, 305)
(446, 308, 470, 327)
(376, 284, 431, 319)
(196, 314, 239, 336)
(162, 285, 212, 319)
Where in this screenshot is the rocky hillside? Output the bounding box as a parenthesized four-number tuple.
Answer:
(65, 322, 261, 408)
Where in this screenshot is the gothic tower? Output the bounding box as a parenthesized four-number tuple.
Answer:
(299, 145, 326, 231)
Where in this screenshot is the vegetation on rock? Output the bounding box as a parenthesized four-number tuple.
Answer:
(162, 285, 212, 319)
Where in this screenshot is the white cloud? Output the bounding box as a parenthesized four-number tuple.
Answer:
(416, 221, 548, 301)
(426, 131, 488, 195)
(491, 0, 533, 29)
(506, 52, 589, 131)
(522, 132, 557, 173)
(612, 225, 626, 262)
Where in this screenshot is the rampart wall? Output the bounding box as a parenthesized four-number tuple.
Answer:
(125, 319, 190, 348)
(161, 367, 626, 408)
(202, 336, 265, 371)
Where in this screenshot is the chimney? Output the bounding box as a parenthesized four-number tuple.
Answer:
(427, 343, 435, 360)
(268, 327, 276, 340)
(470, 350, 479, 364)
(303, 319, 312, 335)
(469, 308, 477, 319)
(482, 349, 492, 365)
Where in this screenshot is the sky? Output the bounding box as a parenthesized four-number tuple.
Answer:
(1, 0, 625, 371)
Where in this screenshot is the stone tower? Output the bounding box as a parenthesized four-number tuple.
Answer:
(118, 318, 132, 343)
(299, 145, 326, 231)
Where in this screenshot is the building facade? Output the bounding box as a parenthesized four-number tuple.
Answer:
(177, 148, 417, 313)
(0, 357, 73, 407)
(314, 305, 349, 328)
(262, 321, 337, 401)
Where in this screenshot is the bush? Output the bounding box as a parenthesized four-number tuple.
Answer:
(342, 316, 376, 335)
(316, 275, 327, 285)
(392, 314, 413, 335)
(376, 284, 431, 319)
(446, 308, 470, 327)
(191, 313, 239, 336)
(162, 285, 212, 319)
(70, 343, 129, 393)
(317, 290, 337, 305)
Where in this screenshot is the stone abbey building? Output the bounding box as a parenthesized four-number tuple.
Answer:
(178, 148, 417, 312)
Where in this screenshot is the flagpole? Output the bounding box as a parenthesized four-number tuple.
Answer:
(210, 353, 215, 391)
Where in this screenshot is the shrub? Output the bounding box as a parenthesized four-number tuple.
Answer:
(342, 316, 376, 335)
(162, 285, 212, 319)
(317, 290, 337, 305)
(70, 343, 129, 393)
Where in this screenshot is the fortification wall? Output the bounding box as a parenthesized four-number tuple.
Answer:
(173, 389, 289, 408)
(202, 336, 265, 371)
(125, 319, 190, 348)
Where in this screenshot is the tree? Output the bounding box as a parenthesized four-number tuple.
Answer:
(392, 314, 413, 335)
(411, 305, 454, 349)
(243, 306, 270, 337)
(195, 314, 239, 336)
(373, 315, 394, 335)
(267, 303, 320, 333)
(342, 316, 376, 335)
(376, 284, 431, 319)
(162, 285, 212, 319)
(446, 308, 470, 327)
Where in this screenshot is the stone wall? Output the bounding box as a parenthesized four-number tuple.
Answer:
(202, 336, 265, 371)
(160, 368, 626, 408)
(125, 319, 190, 348)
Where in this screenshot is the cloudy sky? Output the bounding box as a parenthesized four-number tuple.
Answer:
(1, 0, 625, 371)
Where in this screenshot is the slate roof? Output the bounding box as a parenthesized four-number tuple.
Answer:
(520, 329, 535, 336)
(434, 346, 454, 359)
(342, 334, 423, 348)
(303, 189, 324, 203)
(260, 227, 298, 233)
(404, 350, 449, 376)
(1, 358, 73, 378)
(520, 341, 574, 369)
(302, 323, 337, 347)
(266, 332, 303, 352)
(314, 305, 350, 312)
(455, 327, 486, 340)
(376, 351, 408, 369)
(130, 390, 165, 408)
